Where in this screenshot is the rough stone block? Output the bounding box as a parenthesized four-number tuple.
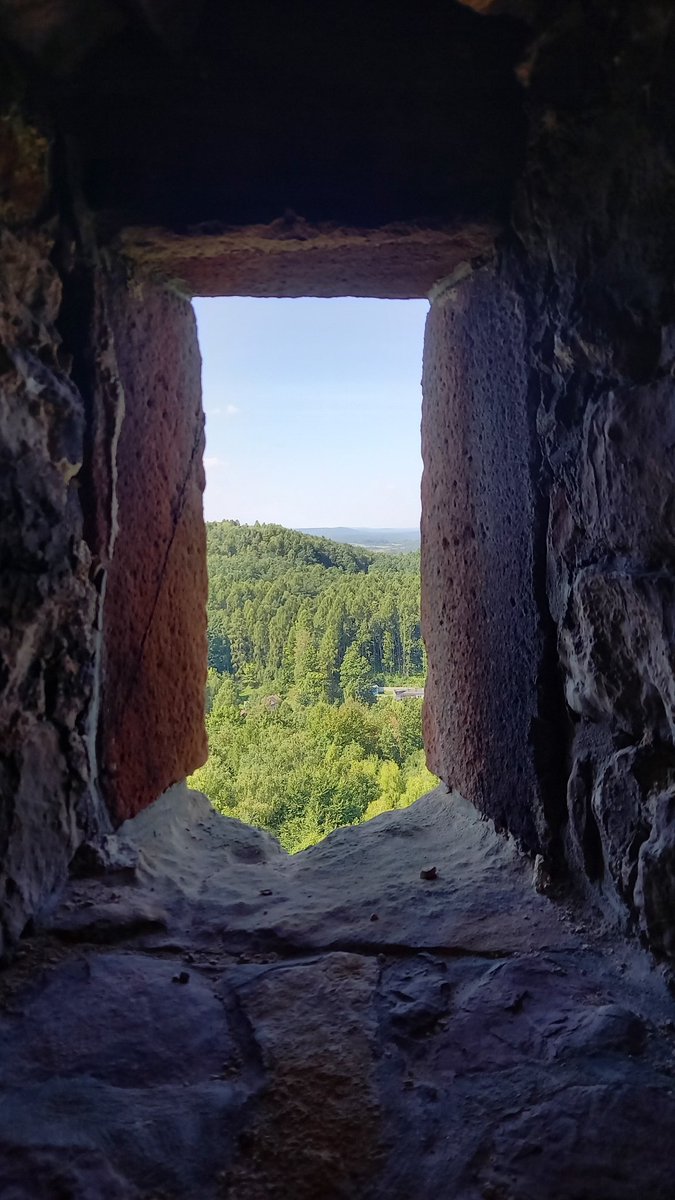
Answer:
(560, 568, 675, 742)
(577, 381, 675, 565)
(99, 277, 208, 822)
(636, 788, 675, 958)
(421, 264, 556, 855)
(0, 229, 97, 954)
(590, 748, 650, 904)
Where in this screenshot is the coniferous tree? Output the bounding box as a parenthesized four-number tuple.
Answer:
(339, 645, 375, 704)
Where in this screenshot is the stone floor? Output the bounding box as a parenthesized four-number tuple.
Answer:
(1, 785, 674, 1199)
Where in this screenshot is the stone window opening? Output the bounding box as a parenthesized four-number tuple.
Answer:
(4, 5, 675, 1191)
(188, 293, 432, 851)
(93, 243, 467, 838)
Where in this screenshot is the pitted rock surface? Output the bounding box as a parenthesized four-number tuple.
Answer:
(98, 275, 208, 822)
(0, 228, 98, 957)
(419, 1, 675, 954)
(0, 784, 673, 1199)
(421, 263, 546, 857)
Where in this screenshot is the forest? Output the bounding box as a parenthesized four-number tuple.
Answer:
(189, 521, 436, 851)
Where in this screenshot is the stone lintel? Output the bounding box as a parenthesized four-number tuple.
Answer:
(117, 218, 499, 299)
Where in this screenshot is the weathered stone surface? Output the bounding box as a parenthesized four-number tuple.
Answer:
(517, 2, 675, 944)
(0, 1145, 134, 1200)
(0, 950, 240, 1087)
(59, 783, 569, 957)
(550, 379, 675, 758)
(483, 1085, 675, 1200)
(70, 830, 139, 878)
(0, 113, 49, 224)
(635, 787, 675, 958)
(227, 953, 382, 1198)
(421, 264, 563, 858)
(2, 0, 675, 982)
(99, 275, 208, 822)
(119, 219, 499, 299)
(416, 0, 675, 957)
(0, 950, 250, 1196)
(0, 186, 209, 907)
(560, 569, 675, 741)
(576, 381, 675, 566)
(590, 748, 650, 905)
(0, 784, 673, 1199)
(0, 227, 98, 956)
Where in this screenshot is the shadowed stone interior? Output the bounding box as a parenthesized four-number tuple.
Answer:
(1, 785, 674, 1199)
(1, 0, 675, 1193)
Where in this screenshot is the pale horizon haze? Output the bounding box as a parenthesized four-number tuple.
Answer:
(193, 296, 429, 529)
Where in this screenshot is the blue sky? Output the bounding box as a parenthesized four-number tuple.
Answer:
(193, 297, 429, 528)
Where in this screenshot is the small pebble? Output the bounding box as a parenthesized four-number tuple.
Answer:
(172, 970, 190, 985)
(420, 866, 438, 881)
(370, 913, 379, 922)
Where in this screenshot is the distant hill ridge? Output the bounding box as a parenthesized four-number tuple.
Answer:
(206, 520, 375, 576)
(298, 527, 420, 553)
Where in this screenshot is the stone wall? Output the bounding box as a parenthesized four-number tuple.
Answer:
(521, 1, 675, 950)
(421, 265, 561, 859)
(0, 107, 208, 953)
(2, 0, 675, 963)
(0, 213, 98, 954)
(421, 0, 675, 952)
(98, 275, 207, 822)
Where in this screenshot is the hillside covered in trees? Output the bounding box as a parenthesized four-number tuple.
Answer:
(190, 521, 436, 851)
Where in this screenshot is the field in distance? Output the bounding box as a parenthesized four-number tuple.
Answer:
(298, 527, 420, 554)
